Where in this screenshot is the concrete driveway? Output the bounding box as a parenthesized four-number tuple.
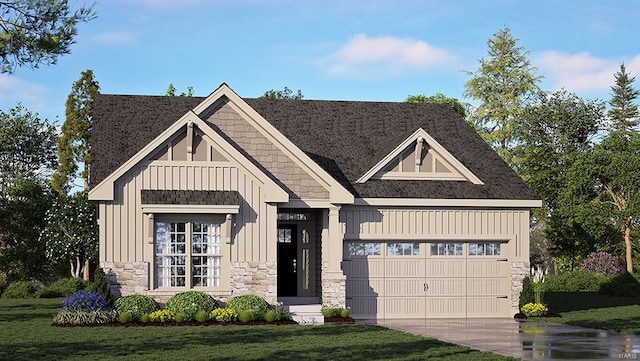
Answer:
(373, 318, 640, 360)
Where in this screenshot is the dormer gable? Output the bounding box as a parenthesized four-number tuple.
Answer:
(356, 128, 484, 184)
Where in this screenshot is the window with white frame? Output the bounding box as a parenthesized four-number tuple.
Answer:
(430, 242, 463, 256)
(155, 218, 222, 288)
(469, 242, 501, 256)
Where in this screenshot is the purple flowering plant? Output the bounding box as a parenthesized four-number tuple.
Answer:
(61, 290, 109, 312)
(579, 251, 622, 277)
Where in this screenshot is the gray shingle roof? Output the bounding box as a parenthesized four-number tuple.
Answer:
(91, 94, 538, 200)
(141, 190, 238, 205)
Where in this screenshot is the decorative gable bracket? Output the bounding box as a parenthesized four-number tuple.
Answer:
(356, 128, 484, 184)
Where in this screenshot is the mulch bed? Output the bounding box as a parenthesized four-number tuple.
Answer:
(53, 319, 299, 327)
(324, 317, 355, 324)
(514, 312, 562, 321)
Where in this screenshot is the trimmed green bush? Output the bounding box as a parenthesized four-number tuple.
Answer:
(140, 313, 151, 323)
(86, 267, 113, 305)
(340, 308, 350, 318)
(165, 291, 219, 321)
(599, 272, 640, 297)
(174, 312, 187, 323)
(119, 312, 133, 323)
(238, 310, 255, 323)
(226, 294, 269, 320)
(195, 310, 210, 322)
(519, 276, 535, 309)
(264, 309, 278, 322)
(2, 281, 41, 299)
(114, 294, 159, 321)
(544, 271, 605, 292)
(39, 277, 85, 298)
(321, 306, 340, 318)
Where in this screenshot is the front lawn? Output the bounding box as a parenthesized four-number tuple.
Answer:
(0, 299, 515, 360)
(540, 304, 640, 334)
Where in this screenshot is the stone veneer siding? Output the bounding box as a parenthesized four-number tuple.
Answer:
(230, 261, 277, 304)
(511, 261, 529, 313)
(321, 272, 346, 308)
(101, 261, 149, 299)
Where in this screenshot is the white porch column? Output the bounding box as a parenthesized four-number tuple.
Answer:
(321, 205, 346, 307)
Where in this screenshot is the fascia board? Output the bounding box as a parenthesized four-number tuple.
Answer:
(353, 198, 543, 208)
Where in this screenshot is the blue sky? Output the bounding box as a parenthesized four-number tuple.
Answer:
(1, 0, 639, 124)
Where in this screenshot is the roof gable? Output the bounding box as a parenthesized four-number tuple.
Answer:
(356, 128, 483, 184)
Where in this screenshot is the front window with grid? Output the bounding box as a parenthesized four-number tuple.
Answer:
(155, 220, 221, 288)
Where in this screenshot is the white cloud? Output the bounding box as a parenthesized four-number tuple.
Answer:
(91, 31, 137, 45)
(0, 75, 49, 106)
(536, 51, 640, 93)
(134, 0, 205, 8)
(323, 34, 455, 77)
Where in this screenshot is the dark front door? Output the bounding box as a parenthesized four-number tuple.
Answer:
(277, 224, 297, 297)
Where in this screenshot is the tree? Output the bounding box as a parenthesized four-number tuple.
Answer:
(0, 104, 57, 196)
(165, 83, 193, 96)
(405, 93, 467, 118)
(514, 90, 605, 214)
(0, 177, 54, 282)
(609, 63, 639, 133)
(0, 0, 96, 73)
(463, 27, 542, 166)
(52, 69, 99, 194)
(261, 87, 304, 100)
(555, 132, 640, 272)
(41, 192, 97, 278)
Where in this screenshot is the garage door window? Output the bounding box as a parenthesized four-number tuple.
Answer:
(387, 242, 420, 256)
(469, 242, 501, 256)
(346, 242, 381, 257)
(430, 242, 463, 256)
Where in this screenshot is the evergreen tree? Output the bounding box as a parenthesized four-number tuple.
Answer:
(464, 27, 542, 166)
(609, 63, 639, 133)
(405, 93, 467, 118)
(52, 69, 99, 194)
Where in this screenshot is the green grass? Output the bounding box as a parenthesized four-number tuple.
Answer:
(0, 299, 515, 361)
(540, 292, 640, 334)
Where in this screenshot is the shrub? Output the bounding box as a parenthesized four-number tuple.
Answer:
(86, 267, 113, 305)
(238, 310, 255, 323)
(579, 251, 622, 276)
(599, 272, 640, 297)
(195, 310, 210, 322)
(210, 307, 238, 322)
(114, 294, 159, 321)
(165, 291, 218, 321)
(0, 278, 8, 297)
(61, 290, 109, 312)
(226, 294, 270, 320)
(519, 277, 535, 309)
(2, 281, 42, 299)
(340, 308, 350, 318)
(39, 277, 85, 298)
(52, 310, 119, 325)
(140, 313, 151, 323)
(149, 309, 175, 322)
(521, 302, 548, 317)
(264, 309, 278, 322)
(321, 306, 340, 318)
(119, 312, 133, 323)
(543, 271, 605, 292)
(174, 312, 187, 323)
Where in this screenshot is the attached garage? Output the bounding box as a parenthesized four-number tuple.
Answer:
(344, 240, 512, 319)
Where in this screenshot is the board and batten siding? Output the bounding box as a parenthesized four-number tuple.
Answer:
(340, 207, 530, 258)
(98, 160, 276, 266)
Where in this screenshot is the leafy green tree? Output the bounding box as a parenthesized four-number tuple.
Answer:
(405, 93, 467, 118)
(555, 132, 640, 272)
(0, 0, 96, 73)
(0, 177, 54, 282)
(52, 69, 99, 194)
(463, 27, 542, 165)
(0, 104, 57, 196)
(514, 90, 605, 215)
(608, 63, 639, 133)
(261, 87, 303, 100)
(41, 192, 98, 278)
(165, 83, 193, 96)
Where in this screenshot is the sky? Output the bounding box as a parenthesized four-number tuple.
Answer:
(1, 0, 640, 125)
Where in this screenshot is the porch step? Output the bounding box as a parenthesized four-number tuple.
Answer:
(283, 304, 324, 325)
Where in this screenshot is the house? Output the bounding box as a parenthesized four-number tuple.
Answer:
(88, 83, 541, 319)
